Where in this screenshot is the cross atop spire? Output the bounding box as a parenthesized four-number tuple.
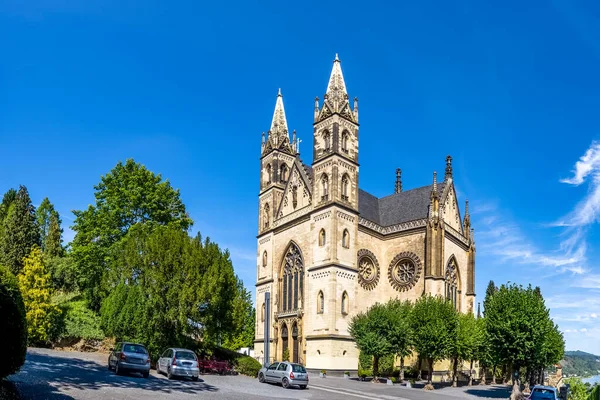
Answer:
(316, 54, 356, 123)
(270, 88, 288, 135)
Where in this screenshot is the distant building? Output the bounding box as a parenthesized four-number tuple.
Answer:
(254, 55, 476, 372)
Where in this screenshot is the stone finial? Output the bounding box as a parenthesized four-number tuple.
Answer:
(314, 96, 320, 122)
(395, 168, 402, 194)
(354, 97, 359, 121)
(292, 130, 297, 153)
(445, 155, 453, 180)
(432, 171, 438, 193)
(477, 302, 481, 319)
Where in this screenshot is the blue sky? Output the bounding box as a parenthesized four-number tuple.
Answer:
(2, 0, 600, 354)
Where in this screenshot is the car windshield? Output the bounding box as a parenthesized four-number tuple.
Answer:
(531, 389, 555, 400)
(123, 344, 147, 354)
(291, 364, 306, 373)
(176, 351, 197, 360)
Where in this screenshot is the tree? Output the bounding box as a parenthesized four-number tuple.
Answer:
(348, 303, 393, 380)
(564, 378, 588, 400)
(410, 295, 458, 387)
(0, 186, 41, 274)
(18, 246, 60, 345)
(36, 197, 62, 255)
(71, 159, 193, 309)
(223, 277, 255, 350)
(449, 312, 484, 387)
(0, 188, 17, 222)
(0, 265, 27, 378)
(483, 280, 499, 383)
(386, 299, 413, 381)
(45, 212, 64, 258)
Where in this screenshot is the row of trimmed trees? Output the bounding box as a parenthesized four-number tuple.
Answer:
(349, 282, 564, 390)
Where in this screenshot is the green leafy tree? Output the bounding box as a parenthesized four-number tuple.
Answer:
(36, 197, 63, 255)
(348, 302, 393, 380)
(0, 265, 27, 378)
(0, 186, 41, 275)
(71, 159, 193, 309)
(564, 378, 588, 400)
(223, 277, 255, 350)
(386, 299, 413, 381)
(18, 246, 61, 345)
(410, 295, 458, 387)
(483, 280, 499, 383)
(0, 188, 17, 223)
(449, 312, 484, 387)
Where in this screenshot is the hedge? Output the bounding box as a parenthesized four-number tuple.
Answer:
(236, 356, 261, 377)
(0, 266, 27, 378)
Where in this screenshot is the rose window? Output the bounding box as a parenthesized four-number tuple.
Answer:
(388, 252, 421, 292)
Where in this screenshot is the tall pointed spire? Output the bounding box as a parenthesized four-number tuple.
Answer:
(445, 155, 453, 181)
(316, 54, 356, 122)
(270, 88, 289, 135)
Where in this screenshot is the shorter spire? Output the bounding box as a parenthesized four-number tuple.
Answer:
(314, 96, 320, 122)
(292, 130, 297, 153)
(464, 199, 471, 239)
(395, 168, 402, 194)
(477, 302, 481, 318)
(270, 89, 289, 135)
(430, 171, 439, 200)
(445, 155, 453, 180)
(353, 97, 359, 121)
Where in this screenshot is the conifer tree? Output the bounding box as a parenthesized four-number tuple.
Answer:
(45, 212, 63, 258)
(36, 197, 62, 253)
(0, 186, 41, 274)
(0, 188, 17, 222)
(18, 246, 60, 345)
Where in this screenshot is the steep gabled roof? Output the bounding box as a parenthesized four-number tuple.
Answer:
(359, 183, 446, 227)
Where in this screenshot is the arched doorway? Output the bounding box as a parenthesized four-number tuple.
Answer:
(281, 323, 288, 360)
(292, 323, 299, 363)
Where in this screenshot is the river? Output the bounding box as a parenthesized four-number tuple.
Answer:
(582, 375, 600, 385)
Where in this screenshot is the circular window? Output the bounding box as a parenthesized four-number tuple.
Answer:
(388, 252, 421, 292)
(357, 249, 380, 290)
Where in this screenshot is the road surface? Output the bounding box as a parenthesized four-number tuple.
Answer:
(8, 349, 509, 400)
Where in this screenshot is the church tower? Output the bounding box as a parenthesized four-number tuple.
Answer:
(259, 90, 296, 235)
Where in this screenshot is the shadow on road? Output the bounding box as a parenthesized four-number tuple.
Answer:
(465, 386, 511, 399)
(10, 351, 218, 398)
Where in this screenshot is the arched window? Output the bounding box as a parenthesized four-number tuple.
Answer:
(323, 131, 331, 151)
(280, 164, 288, 183)
(281, 243, 304, 313)
(445, 257, 459, 309)
(261, 303, 265, 322)
(266, 164, 272, 184)
(263, 203, 270, 228)
(262, 251, 268, 268)
(321, 174, 329, 201)
(341, 291, 349, 315)
(317, 291, 324, 314)
(319, 229, 326, 246)
(342, 229, 350, 248)
(341, 174, 349, 201)
(342, 131, 349, 153)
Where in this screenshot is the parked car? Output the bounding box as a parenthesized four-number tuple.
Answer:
(156, 348, 200, 381)
(108, 342, 150, 378)
(258, 361, 308, 389)
(529, 385, 559, 400)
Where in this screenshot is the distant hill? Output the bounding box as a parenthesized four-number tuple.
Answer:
(562, 351, 600, 377)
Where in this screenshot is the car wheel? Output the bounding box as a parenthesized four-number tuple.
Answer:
(282, 377, 290, 389)
(300, 385, 307, 390)
(258, 373, 265, 383)
(192, 376, 199, 382)
(167, 367, 174, 380)
(115, 362, 122, 376)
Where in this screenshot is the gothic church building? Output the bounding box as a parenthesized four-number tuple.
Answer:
(255, 55, 476, 371)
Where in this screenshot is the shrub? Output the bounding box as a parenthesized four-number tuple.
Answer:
(358, 368, 372, 378)
(390, 377, 397, 383)
(320, 370, 327, 375)
(0, 266, 27, 378)
(379, 354, 395, 377)
(56, 297, 104, 341)
(282, 348, 290, 361)
(236, 356, 261, 377)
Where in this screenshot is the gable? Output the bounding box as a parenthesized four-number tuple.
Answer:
(276, 161, 312, 219)
(441, 183, 462, 233)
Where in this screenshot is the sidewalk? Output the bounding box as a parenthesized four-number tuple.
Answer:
(308, 375, 511, 400)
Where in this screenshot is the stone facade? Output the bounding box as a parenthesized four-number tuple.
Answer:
(254, 55, 476, 372)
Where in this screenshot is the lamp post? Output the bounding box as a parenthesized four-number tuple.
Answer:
(264, 292, 270, 366)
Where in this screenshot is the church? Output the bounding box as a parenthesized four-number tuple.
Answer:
(254, 55, 476, 372)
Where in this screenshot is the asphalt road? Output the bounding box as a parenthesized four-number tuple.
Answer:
(8, 349, 509, 400)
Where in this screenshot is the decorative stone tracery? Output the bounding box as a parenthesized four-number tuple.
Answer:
(357, 249, 380, 290)
(388, 252, 422, 292)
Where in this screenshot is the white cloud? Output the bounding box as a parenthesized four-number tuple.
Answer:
(560, 141, 600, 186)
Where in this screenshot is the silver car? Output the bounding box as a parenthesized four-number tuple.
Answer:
(156, 348, 200, 381)
(108, 342, 151, 378)
(258, 361, 309, 389)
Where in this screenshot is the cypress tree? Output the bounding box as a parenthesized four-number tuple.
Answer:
(36, 197, 62, 253)
(45, 213, 63, 258)
(0, 186, 41, 275)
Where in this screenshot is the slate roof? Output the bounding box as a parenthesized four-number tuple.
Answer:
(359, 183, 445, 226)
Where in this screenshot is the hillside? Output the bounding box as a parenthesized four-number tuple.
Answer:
(562, 351, 600, 377)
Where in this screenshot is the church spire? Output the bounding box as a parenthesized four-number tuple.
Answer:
(271, 88, 288, 135)
(263, 89, 293, 155)
(445, 155, 453, 181)
(395, 168, 402, 194)
(464, 199, 471, 240)
(316, 54, 356, 122)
